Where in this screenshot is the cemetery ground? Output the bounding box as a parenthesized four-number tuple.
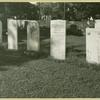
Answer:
(0, 33, 100, 97)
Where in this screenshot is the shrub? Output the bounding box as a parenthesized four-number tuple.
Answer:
(67, 24, 83, 36)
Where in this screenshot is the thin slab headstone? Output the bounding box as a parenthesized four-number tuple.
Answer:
(0, 21, 2, 44)
(86, 28, 100, 64)
(27, 20, 40, 51)
(50, 20, 66, 60)
(95, 20, 100, 29)
(8, 19, 18, 50)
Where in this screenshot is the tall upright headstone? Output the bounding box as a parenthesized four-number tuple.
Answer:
(0, 21, 2, 44)
(8, 19, 18, 50)
(86, 28, 100, 64)
(27, 20, 40, 51)
(50, 20, 66, 60)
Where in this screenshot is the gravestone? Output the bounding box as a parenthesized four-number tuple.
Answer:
(50, 20, 66, 60)
(86, 28, 100, 64)
(27, 20, 40, 51)
(0, 21, 2, 44)
(95, 20, 100, 29)
(8, 19, 18, 50)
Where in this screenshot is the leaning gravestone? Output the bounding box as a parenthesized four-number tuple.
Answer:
(8, 19, 18, 50)
(0, 21, 2, 44)
(86, 28, 100, 64)
(50, 20, 66, 60)
(27, 20, 40, 51)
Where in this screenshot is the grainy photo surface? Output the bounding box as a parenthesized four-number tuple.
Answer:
(0, 2, 100, 98)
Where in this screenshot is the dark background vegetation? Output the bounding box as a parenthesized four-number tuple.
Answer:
(0, 2, 100, 20)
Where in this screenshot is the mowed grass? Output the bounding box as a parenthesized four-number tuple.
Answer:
(0, 35, 100, 97)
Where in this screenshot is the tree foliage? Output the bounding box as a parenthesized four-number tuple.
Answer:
(4, 2, 40, 20)
(38, 3, 100, 20)
(0, 3, 100, 21)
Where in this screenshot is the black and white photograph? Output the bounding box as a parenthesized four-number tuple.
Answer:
(0, 2, 99, 98)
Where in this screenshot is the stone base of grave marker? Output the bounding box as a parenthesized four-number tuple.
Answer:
(27, 20, 40, 51)
(50, 20, 66, 60)
(86, 28, 100, 64)
(8, 19, 18, 50)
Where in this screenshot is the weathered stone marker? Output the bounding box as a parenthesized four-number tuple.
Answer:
(86, 28, 100, 64)
(27, 20, 40, 51)
(50, 20, 66, 60)
(0, 21, 2, 44)
(8, 19, 18, 50)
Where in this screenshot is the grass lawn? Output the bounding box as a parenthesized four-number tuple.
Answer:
(0, 35, 100, 97)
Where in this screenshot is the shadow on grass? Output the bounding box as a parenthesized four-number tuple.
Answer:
(0, 27, 51, 71)
(0, 42, 85, 67)
(0, 48, 49, 71)
(66, 44, 85, 56)
(0, 33, 86, 72)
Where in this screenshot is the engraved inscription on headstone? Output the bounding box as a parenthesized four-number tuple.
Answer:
(50, 20, 66, 60)
(8, 19, 18, 50)
(86, 28, 100, 64)
(0, 21, 2, 44)
(27, 20, 40, 51)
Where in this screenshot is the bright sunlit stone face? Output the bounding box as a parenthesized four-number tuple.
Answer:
(86, 28, 100, 64)
(50, 20, 66, 60)
(8, 19, 18, 50)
